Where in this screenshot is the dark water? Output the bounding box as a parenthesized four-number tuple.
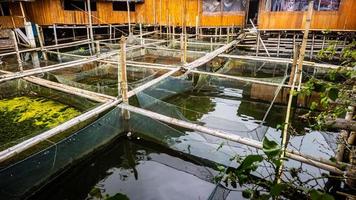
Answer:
(29, 137, 217, 200)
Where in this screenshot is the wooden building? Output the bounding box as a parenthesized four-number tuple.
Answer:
(1, 0, 356, 31)
(0, 0, 30, 29)
(21, 0, 245, 28)
(257, 0, 356, 31)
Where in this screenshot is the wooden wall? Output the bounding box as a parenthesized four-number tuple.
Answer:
(0, 2, 24, 29)
(258, 0, 356, 31)
(23, 0, 245, 28)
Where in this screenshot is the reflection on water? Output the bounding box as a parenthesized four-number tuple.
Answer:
(30, 138, 217, 200)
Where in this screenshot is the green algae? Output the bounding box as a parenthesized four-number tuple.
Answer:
(0, 96, 81, 148)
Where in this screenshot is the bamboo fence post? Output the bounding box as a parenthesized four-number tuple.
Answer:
(119, 36, 130, 119)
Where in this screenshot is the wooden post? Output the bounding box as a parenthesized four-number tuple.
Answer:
(109, 24, 112, 40)
(172, 24, 176, 47)
(277, 32, 281, 57)
(11, 31, 22, 71)
(310, 32, 315, 59)
(226, 27, 230, 43)
(36, 25, 48, 60)
(95, 41, 100, 54)
(159, 0, 162, 34)
(126, 0, 132, 36)
(72, 28, 76, 40)
(87, 0, 94, 44)
(196, 16, 199, 39)
(184, 27, 187, 63)
(289, 44, 300, 86)
(139, 23, 144, 55)
(256, 32, 260, 56)
(336, 106, 355, 162)
(214, 28, 218, 42)
(295, 0, 314, 90)
(53, 24, 62, 61)
(210, 37, 213, 52)
(180, 32, 184, 63)
(119, 36, 130, 120)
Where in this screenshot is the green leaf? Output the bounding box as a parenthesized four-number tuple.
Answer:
(262, 137, 281, 159)
(310, 189, 334, 200)
(270, 183, 286, 196)
(105, 193, 130, 200)
(328, 87, 339, 101)
(242, 189, 253, 199)
(237, 155, 263, 171)
(310, 102, 318, 110)
(217, 165, 225, 172)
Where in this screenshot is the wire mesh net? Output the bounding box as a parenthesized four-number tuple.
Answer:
(0, 107, 124, 199)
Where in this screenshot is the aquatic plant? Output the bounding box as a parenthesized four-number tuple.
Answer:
(0, 96, 81, 148)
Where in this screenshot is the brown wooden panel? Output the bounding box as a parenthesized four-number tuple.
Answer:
(258, 0, 356, 31)
(23, 0, 245, 27)
(0, 2, 24, 28)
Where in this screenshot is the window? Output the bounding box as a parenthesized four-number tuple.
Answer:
(266, 0, 340, 12)
(63, 0, 97, 11)
(0, 3, 10, 16)
(315, 0, 340, 11)
(203, 0, 246, 14)
(113, 2, 136, 12)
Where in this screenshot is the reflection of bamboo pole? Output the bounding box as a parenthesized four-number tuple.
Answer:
(119, 36, 130, 119)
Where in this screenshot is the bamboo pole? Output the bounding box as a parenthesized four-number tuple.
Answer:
(119, 36, 130, 119)
(295, 0, 314, 89)
(86, 0, 94, 53)
(126, 0, 132, 36)
(119, 104, 344, 175)
(277, 44, 301, 183)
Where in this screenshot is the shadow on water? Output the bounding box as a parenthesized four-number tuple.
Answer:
(29, 137, 218, 200)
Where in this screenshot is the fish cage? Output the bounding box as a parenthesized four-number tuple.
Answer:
(0, 26, 352, 200)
